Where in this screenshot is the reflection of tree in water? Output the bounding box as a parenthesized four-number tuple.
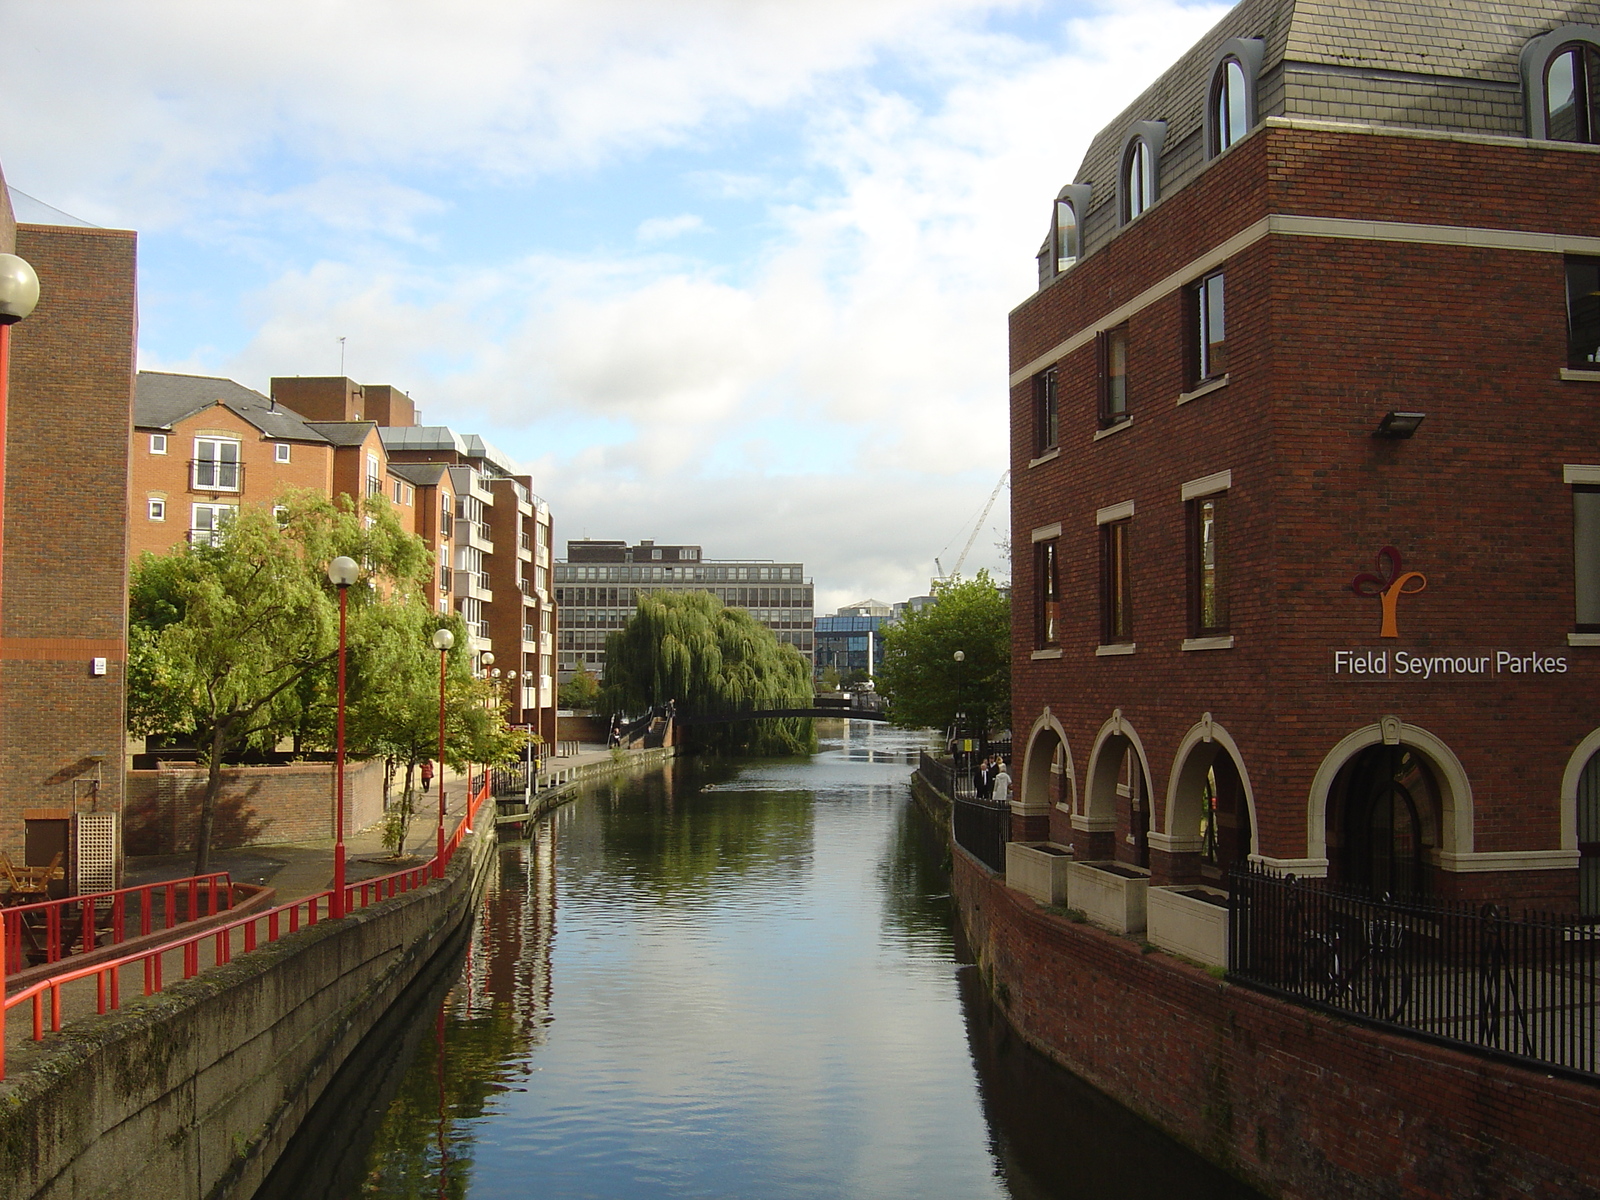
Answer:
(878, 793, 957, 953)
(956, 963, 1266, 1200)
(582, 760, 816, 896)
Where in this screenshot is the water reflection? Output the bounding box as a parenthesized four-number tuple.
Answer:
(273, 724, 1260, 1199)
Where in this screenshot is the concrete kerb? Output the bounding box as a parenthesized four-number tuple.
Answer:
(0, 797, 499, 1200)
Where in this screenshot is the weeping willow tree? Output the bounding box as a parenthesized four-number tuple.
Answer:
(600, 591, 815, 756)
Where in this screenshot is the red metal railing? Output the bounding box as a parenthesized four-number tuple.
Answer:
(2, 873, 232, 975)
(0, 770, 498, 1081)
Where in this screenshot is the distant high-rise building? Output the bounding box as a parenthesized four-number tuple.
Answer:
(554, 540, 814, 681)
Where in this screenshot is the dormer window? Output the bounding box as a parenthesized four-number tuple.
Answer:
(1125, 140, 1153, 220)
(1521, 26, 1600, 141)
(1547, 43, 1600, 142)
(1118, 122, 1165, 226)
(1055, 199, 1079, 272)
(1205, 39, 1264, 160)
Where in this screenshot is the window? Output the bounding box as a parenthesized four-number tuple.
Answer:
(1034, 539, 1060, 648)
(192, 438, 241, 491)
(1577, 485, 1600, 632)
(1098, 325, 1129, 428)
(1213, 59, 1248, 152)
(1188, 494, 1228, 635)
(1100, 517, 1133, 643)
(441, 496, 454, 540)
(273, 505, 290, 526)
(275, 443, 291, 463)
(1034, 367, 1059, 453)
(150, 434, 167, 455)
(147, 499, 165, 521)
(1194, 270, 1227, 383)
(1124, 140, 1153, 220)
(393, 479, 404, 504)
(1547, 42, 1600, 142)
(190, 503, 236, 546)
(1568, 257, 1600, 368)
(1055, 198, 1079, 272)
(366, 453, 382, 497)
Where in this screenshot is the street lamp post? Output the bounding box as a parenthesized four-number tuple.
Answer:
(327, 556, 360, 919)
(431, 627, 454, 877)
(0, 254, 40, 1002)
(952, 649, 967, 787)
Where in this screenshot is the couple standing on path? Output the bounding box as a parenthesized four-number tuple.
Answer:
(975, 755, 1010, 805)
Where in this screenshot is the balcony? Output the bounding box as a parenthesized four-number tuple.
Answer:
(459, 519, 494, 554)
(190, 460, 243, 493)
(439, 567, 452, 594)
(365, 475, 383, 498)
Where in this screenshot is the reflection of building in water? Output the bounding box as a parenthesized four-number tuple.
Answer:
(453, 825, 557, 1037)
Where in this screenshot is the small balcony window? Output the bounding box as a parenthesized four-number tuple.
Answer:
(192, 438, 241, 491)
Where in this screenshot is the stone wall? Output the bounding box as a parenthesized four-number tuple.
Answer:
(124, 759, 387, 855)
(0, 802, 496, 1200)
(952, 845, 1600, 1199)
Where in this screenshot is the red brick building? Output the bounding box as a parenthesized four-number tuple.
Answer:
(1009, 0, 1600, 910)
(0, 173, 136, 890)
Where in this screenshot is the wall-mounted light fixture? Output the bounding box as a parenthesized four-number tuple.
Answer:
(1375, 411, 1426, 438)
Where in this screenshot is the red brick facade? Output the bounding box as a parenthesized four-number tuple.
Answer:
(1011, 125, 1600, 908)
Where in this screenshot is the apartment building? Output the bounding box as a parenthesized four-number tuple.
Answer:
(1009, 0, 1600, 910)
(555, 540, 814, 681)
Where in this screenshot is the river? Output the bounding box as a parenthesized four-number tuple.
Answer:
(259, 722, 1262, 1200)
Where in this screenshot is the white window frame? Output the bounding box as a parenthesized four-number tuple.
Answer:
(275, 443, 291, 463)
(190, 502, 237, 546)
(150, 434, 168, 455)
(192, 437, 242, 492)
(148, 498, 166, 521)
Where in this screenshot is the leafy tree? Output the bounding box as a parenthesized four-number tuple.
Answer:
(558, 661, 601, 710)
(128, 491, 435, 872)
(876, 571, 1010, 738)
(599, 591, 815, 756)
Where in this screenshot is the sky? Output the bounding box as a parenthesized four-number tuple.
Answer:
(0, 0, 1232, 613)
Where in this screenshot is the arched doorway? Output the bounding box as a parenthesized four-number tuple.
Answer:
(1115, 743, 1151, 869)
(1579, 752, 1600, 916)
(1197, 754, 1251, 882)
(1165, 720, 1257, 886)
(1326, 744, 1440, 898)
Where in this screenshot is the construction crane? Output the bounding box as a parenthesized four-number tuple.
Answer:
(937, 470, 1010, 581)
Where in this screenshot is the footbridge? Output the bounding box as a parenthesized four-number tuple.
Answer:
(676, 696, 891, 725)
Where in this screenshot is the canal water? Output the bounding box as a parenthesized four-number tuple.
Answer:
(262, 723, 1263, 1200)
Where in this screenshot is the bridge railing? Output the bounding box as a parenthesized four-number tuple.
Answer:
(0, 771, 497, 1081)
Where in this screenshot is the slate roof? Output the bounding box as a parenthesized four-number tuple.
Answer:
(1057, 0, 1600, 266)
(388, 461, 451, 487)
(303, 420, 378, 448)
(135, 371, 331, 442)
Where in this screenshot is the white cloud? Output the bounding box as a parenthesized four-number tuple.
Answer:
(637, 214, 707, 242)
(21, 0, 1232, 606)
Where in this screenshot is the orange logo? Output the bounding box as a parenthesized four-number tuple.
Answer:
(1351, 546, 1426, 639)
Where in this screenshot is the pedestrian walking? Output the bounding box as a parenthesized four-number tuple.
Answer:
(992, 761, 1012, 806)
(976, 755, 994, 801)
(420, 760, 434, 792)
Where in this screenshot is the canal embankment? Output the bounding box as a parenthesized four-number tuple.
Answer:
(931, 775, 1600, 1199)
(0, 743, 676, 1200)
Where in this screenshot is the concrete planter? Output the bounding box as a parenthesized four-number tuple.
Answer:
(1147, 884, 1230, 967)
(1066, 860, 1151, 934)
(1005, 841, 1074, 906)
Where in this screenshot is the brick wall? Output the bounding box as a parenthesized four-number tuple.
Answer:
(954, 850, 1600, 1200)
(0, 224, 136, 864)
(123, 758, 387, 855)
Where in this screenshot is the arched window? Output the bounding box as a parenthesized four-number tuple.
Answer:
(1055, 198, 1079, 272)
(1117, 121, 1164, 226)
(1214, 59, 1248, 151)
(1521, 26, 1600, 141)
(1546, 42, 1600, 142)
(1125, 140, 1153, 220)
(1205, 39, 1263, 160)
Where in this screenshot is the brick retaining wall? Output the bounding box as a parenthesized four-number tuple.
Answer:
(952, 845, 1600, 1200)
(124, 759, 387, 855)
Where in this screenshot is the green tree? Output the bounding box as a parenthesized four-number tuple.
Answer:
(128, 491, 434, 872)
(558, 661, 601, 710)
(876, 571, 1010, 738)
(600, 591, 815, 756)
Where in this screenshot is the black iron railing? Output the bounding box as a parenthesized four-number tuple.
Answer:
(1229, 865, 1600, 1079)
(952, 796, 1008, 874)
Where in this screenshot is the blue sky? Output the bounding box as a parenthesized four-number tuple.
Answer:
(1, 0, 1231, 610)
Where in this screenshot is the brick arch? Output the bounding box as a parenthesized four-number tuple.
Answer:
(1082, 709, 1155, 833)
(1306, 720, 1474, 870)
(1019, 707, 1076, 814)
(1558, 727, 1600, 854)
(1163, 715, 1258, 859)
